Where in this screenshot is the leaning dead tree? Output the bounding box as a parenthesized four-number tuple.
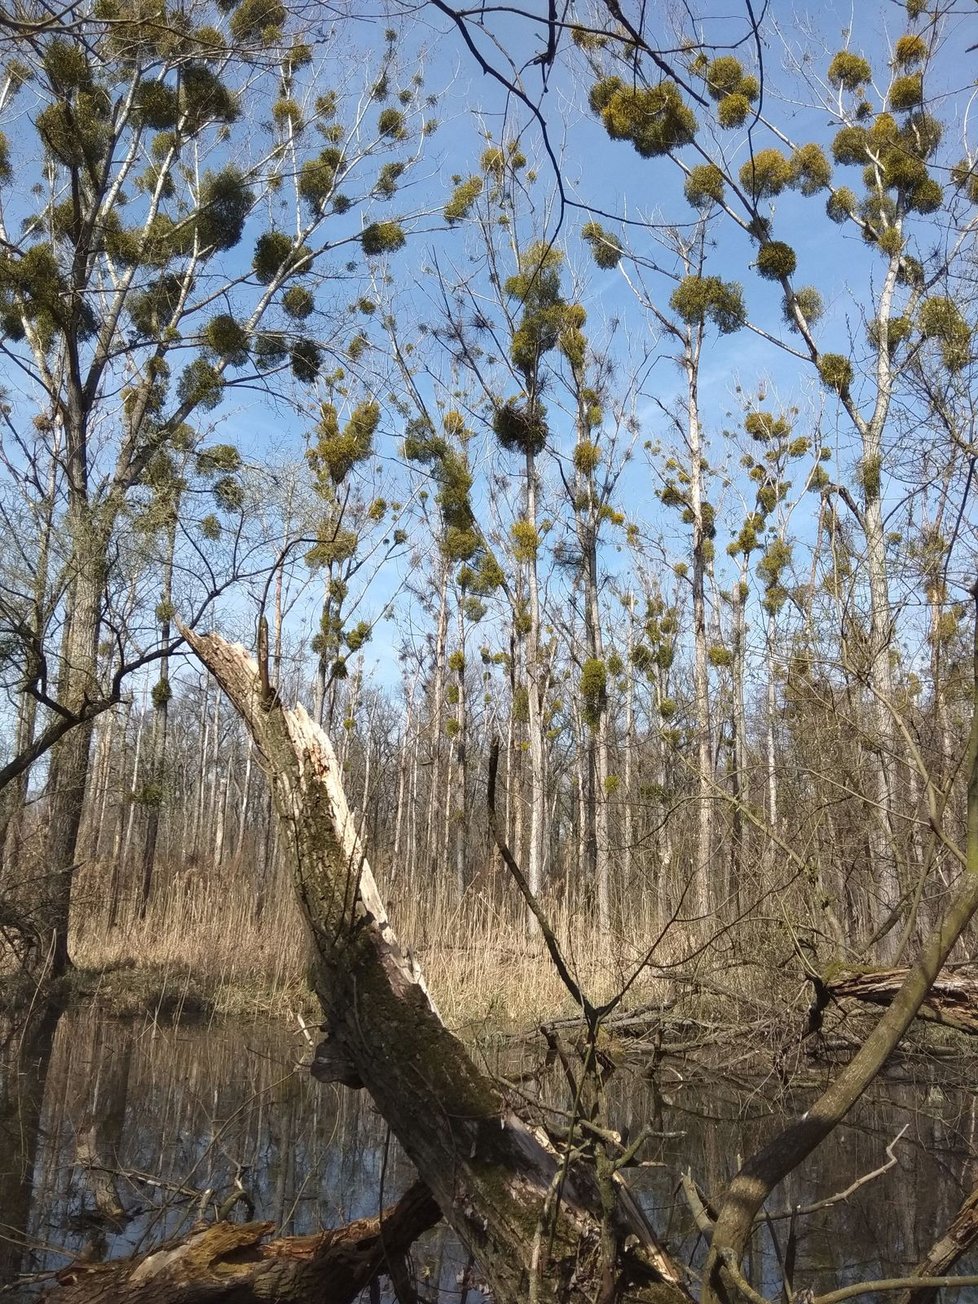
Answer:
(48, 604, 978, 1304)
(152, 624, 691, 1304)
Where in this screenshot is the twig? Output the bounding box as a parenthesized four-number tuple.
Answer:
(766, 1125, 908, 1220)
(814, 1276, 978, 1304)
(487, 738, 593, 1022)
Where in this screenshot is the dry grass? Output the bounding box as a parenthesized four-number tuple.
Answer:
(65, 859, 689, 1030)
(391, 892, 687, 1034)
(70, 862, 312, 1018)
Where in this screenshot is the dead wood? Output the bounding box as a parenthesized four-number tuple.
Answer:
(827, 966, 978, 1035)
(178, 623, 692, 1304)
(896, 1181, 978, 1304)
(42, 1179, 440, 1304)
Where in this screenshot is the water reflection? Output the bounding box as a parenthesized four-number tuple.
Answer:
(0, 1001, 63, 1292)
(0, 1007, 975, 1301)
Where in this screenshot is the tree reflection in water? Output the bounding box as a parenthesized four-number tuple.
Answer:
(0, 1008, 976, 1301)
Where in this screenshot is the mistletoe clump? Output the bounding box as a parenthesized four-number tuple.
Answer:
(670, 274, 746, 334)
(698, 54, 759, 129)
(510, 519, 540, 562)
(893, 34, 927, 66)
(360, 220, 406, 255)
(133, 80, 180, 130)
(684, 163, 725, 208)
(889, 73, 923, 111)
(193, 167, 254, 254)
(827, 50, 872, 91)
(717, 94, 751, 128)
(744, 410, 792, 442)
(703, 56, 752, 98)
(493, 399, 549, 456)
(866, 313, 912, 355)
(579, 658, 608, 729)
(832, 126, 869, 165)
(229, 0, 286, 45)
(826, 186, 858, 223)
(782, 286, 824, 330)
(444, 175, 483, 224)
(128, 273, 183, 336)
(203, 313, 249, 365)
(951, 159, 978, 205)
(573, 439, 601, 475)
(756, 241, 797, 280)
(298, 147, 342, 213)
(789, 143, 832, 194)
(252, 231, 312, 283)
(739, 148, 791, 198)
(582, 220, 623, 268)
(590, 77, 697, 158)
(308, 401, 379, 485)
(290, 338, 322, 382)
(177, 358, 224, 410)
(282, 286, 314, 319)
(817, 352, 854, 393)
(919, 296, 972, 371)
(377, 107, 406, 139)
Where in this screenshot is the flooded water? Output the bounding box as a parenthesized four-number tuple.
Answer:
(1, 1003, 977, 1301)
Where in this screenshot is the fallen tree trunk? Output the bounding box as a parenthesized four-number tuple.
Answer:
(176, 625, 691, 1304)
(828, 966, 978, 1034)
(44, 1180, 440, 1303)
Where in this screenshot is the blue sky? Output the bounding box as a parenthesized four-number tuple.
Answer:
(3, 0, 976, 728)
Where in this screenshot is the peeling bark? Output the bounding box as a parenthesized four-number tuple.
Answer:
(43, 1180, 440, 1303)
(828, 966, 978, 1035)
(178, 624, 691, 1304)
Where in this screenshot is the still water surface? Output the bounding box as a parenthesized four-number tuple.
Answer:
(1, 1005, 977, 1300)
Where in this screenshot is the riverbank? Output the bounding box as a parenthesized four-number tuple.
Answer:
(45, 870, 705, 1030)
(58, 925, 687, 1031)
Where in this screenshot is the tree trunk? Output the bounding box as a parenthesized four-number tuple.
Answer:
(525, 446, 548, 911)
(827, 965, 978, 1034)
(764, 607, 779, 833)
(0, 1001, 62, 1293)
(138, 509, 177, 918)
(0, 417, 61, 879)
(622, 594, 636, 897)
(728, 574, 747, 912)
(179, 623, 691, 1304)
(425, 564, 449, 884)
(42, 559, 104, 976)
(896, 1179, 978, 1304)
(685, 334, 713, 932)
(450, 605, 468, 899)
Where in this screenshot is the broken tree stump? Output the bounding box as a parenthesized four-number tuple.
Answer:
(43, 1180, 440, 1303)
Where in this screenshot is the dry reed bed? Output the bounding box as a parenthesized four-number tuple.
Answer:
(66, 861, 696, 1029)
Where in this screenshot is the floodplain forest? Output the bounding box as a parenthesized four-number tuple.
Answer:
(2, 0, 978, 1301)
